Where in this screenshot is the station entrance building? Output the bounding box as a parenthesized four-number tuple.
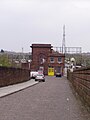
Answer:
(30, 44, 65, 76)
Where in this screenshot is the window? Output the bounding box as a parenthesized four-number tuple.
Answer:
(39, 53, 46, 64)
(50, 57, 54, 63)
(58, 57, 62, 63)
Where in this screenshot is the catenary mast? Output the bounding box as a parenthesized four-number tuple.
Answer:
(62, 25, 66, 54)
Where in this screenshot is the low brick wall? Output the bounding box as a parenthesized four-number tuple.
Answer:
(67, 67, 90, 108)
(0, 66, 30, 87)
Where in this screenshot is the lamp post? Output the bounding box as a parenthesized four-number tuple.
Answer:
(28, 59, 31, 70)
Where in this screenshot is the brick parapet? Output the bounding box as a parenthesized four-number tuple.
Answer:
(0, 66, 30, 87)
(67, 67, 90, 108)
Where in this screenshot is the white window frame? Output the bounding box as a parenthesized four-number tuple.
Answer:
(50, 57, 54, 63)
(58, 57, 62, 63)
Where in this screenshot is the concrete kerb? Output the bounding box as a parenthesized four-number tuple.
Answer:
(0, 79, 39, 98)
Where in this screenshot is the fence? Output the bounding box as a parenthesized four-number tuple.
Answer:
(67, 67, 90, 108)
(0, 66, 30, 87)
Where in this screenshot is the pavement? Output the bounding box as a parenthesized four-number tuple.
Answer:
(0, 79, 39, 98)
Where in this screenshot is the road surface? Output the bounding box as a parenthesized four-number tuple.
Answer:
(0, 76, 90, 120)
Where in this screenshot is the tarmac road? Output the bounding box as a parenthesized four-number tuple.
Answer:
(0, 76, 90, 120)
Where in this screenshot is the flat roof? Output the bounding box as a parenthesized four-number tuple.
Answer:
(30, 44, 53, 48)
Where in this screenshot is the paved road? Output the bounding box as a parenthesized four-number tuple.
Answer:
(0, 76, 90, 120)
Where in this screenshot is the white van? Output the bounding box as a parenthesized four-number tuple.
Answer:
(30, 71, 38, 79)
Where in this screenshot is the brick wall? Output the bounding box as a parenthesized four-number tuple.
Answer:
(67, 67, 90, 108)
(0, 66, 30, 87)
(31, 44, 52, 74)
(30, 44, 65, 75)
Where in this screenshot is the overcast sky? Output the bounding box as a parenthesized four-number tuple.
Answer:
(0, 0, 90, 52)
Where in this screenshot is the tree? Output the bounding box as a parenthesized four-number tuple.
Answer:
(1, 49, 4, 53)
(0, 54, 12, 67)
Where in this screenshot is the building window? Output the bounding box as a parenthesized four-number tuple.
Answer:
(50, 57, 54, 63)
(39, 53, 46, 64)
(58, 57, 62, 63)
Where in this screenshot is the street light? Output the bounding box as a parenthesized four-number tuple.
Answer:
(28, 59, 32, 70)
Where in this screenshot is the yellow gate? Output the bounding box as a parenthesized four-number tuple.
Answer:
(48, 68, 54, 76)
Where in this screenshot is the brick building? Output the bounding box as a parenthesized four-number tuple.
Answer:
(30, 44, 65, 75)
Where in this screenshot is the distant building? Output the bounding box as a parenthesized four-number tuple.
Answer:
(30, 44, 65, 76)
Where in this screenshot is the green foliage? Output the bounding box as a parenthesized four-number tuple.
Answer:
(0, 54, 12, 67)
(65, 53, 90, 67)
(82, 55, 90, 66)
(65, 54, 82, 65)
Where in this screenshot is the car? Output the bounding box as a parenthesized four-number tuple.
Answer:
(55, 73, 62, 77)
(35, 74, 45, 82)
